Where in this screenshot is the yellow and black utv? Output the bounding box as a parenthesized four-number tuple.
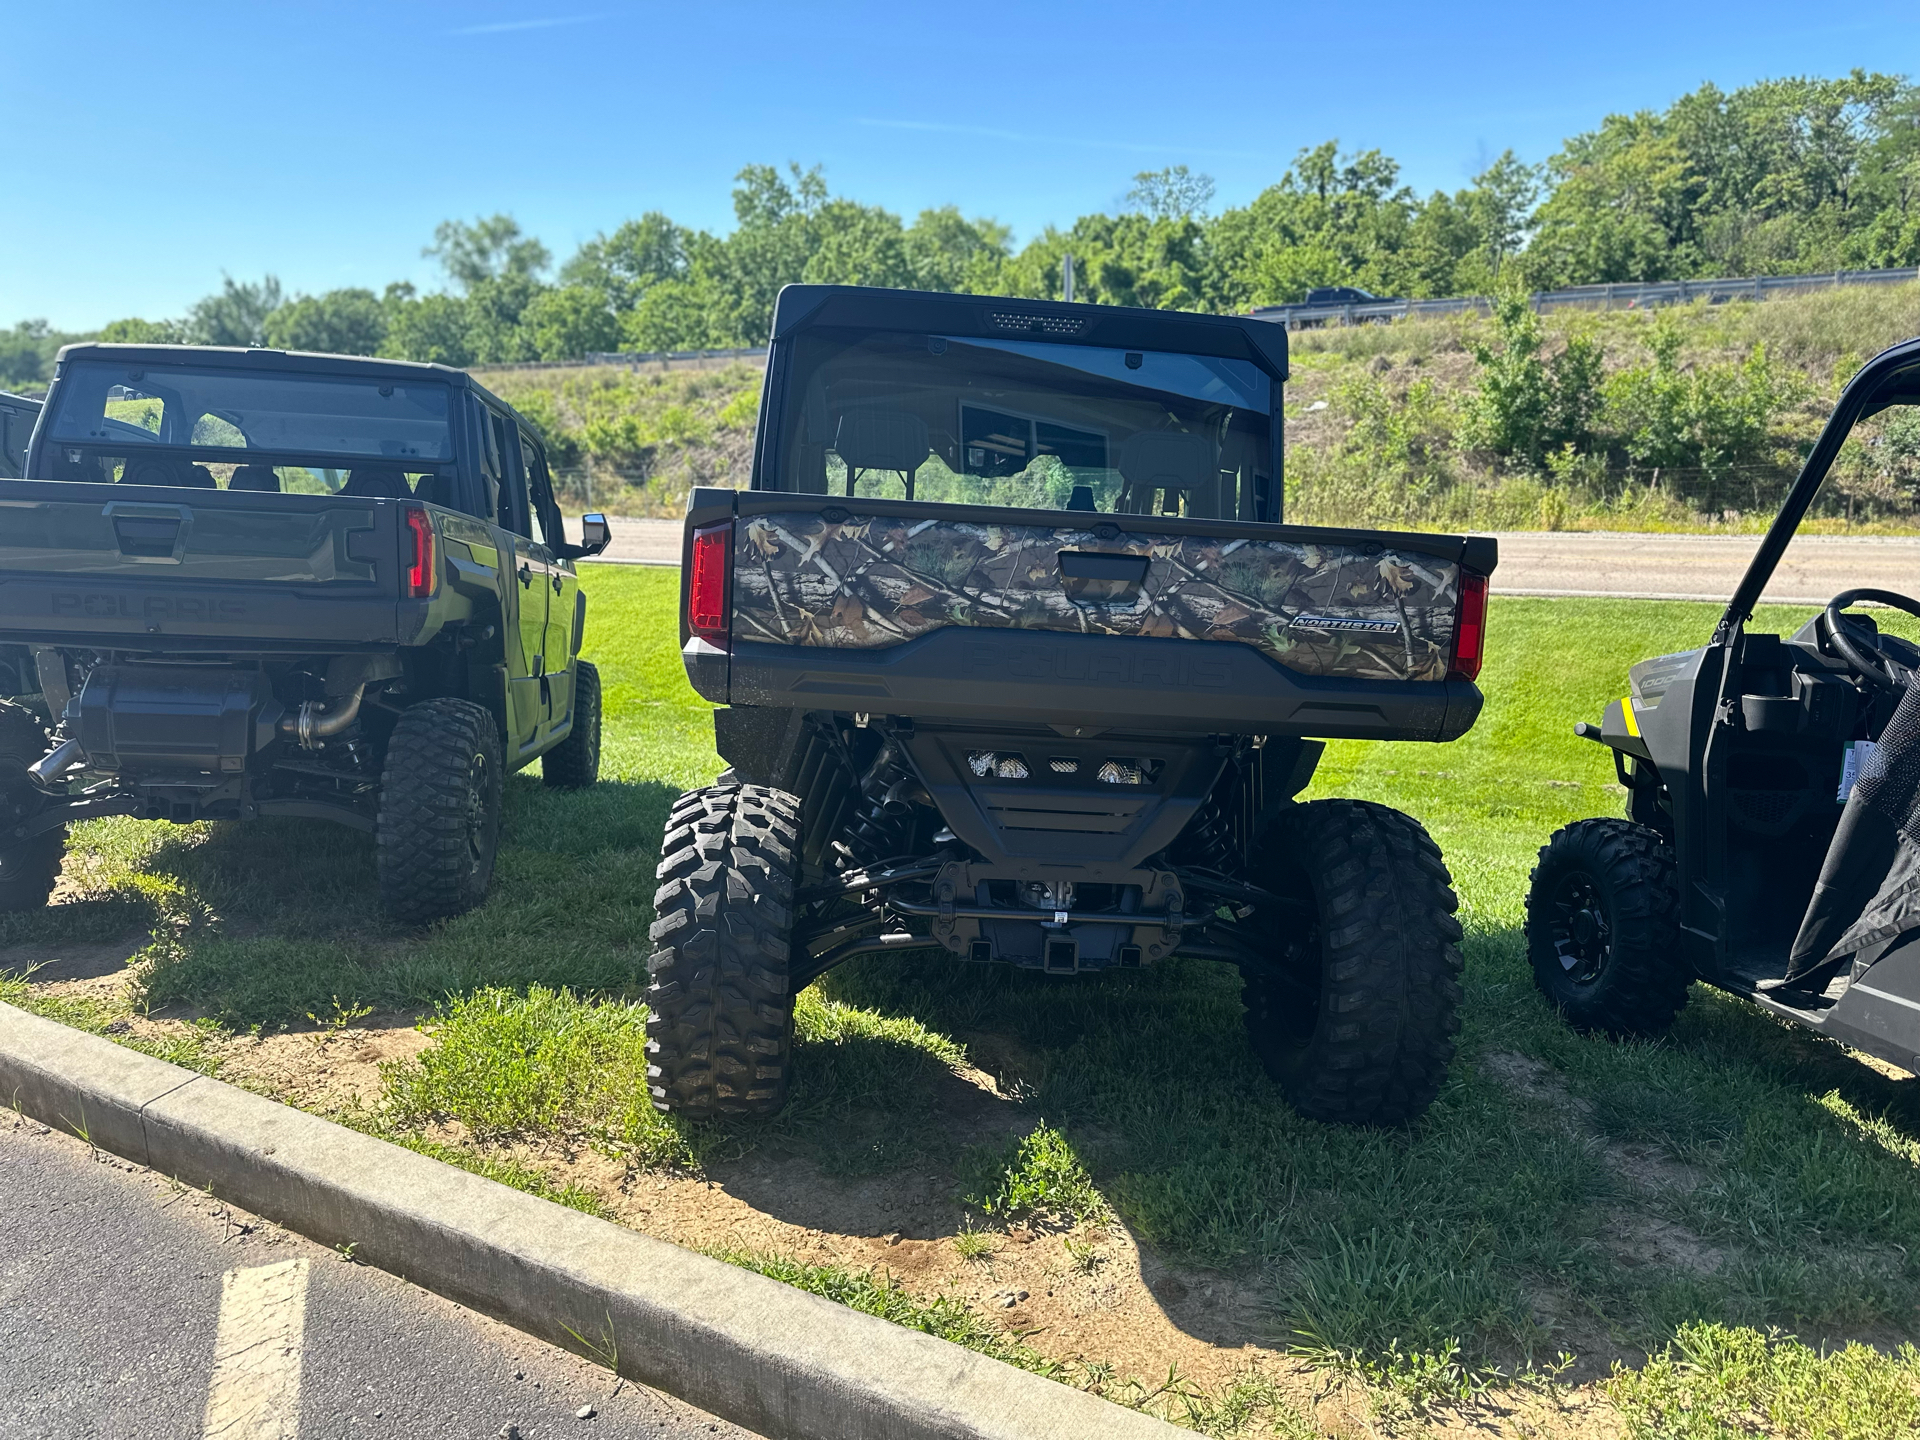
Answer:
(1528, 336, 1920, 1073)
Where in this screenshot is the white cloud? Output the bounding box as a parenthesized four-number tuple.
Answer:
(451, 13, 602, 36)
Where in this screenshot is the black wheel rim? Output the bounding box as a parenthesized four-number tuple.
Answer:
(1548, 871, 1610, 985)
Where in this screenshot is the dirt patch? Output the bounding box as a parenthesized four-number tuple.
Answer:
(3, 936, 149, 986)
(210, 1018, 432, 1113)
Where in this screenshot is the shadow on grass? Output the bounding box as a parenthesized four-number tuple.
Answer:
(788, 921, 1920, 1375)
(24, 772, 694, 1030)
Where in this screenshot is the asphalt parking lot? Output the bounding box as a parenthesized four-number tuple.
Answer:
(0, 1119, 757, 1440)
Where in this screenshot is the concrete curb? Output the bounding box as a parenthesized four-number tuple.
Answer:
(0, 1004, 1183, 1440)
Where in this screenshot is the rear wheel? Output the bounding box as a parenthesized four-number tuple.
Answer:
(541, 660, 601, 789)
(1241, 799, 1464, 1125)
(1525, 818, 1688, 1037)
(0, 701, 63, 913)
(376, 698, 504, 925)
(646, 784, 800, 1118)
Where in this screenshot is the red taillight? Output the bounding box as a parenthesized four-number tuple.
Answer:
(1449, 569, 1488, 682)
(688, 520, 732, 649)
(404, 505, 437, 598)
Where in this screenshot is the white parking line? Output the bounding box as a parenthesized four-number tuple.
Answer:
(202, 1259, 309, 1439)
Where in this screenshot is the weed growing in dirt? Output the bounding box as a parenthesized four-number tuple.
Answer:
(961, 1123, 1112, 1227)
(1608, 1322, 1920, 1440)
(953, 1220, 997, 1262)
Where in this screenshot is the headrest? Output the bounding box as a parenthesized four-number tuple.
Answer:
(123, 458, 191, 488)
(229, 464, 281, 492)
(1118, 431, 1215, 492)
(341, 467, 410, 499)
(415, 472, 461, 510)
(834, 408, 930, 475)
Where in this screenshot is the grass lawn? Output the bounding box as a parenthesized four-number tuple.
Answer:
(10, 564, 1920, 1434)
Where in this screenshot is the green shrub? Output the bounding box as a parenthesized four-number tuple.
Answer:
(1601, 313, 1803, 490)
(1461, 289, 1606, 464)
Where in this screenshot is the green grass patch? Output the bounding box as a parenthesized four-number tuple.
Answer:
(1609, 1322, 1920, 1439)
(380, 984, 689, 1169)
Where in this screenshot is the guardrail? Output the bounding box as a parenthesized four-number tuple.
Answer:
(472, 345, 768, 374)
(1248, 266, 1920, 330)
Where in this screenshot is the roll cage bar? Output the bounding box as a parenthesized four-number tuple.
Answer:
(1716, 335, 1920, 645)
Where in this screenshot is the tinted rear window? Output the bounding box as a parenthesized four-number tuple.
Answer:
(47, 361, 453, 463)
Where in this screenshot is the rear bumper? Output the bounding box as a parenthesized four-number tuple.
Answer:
(689, 629, 1482, 741)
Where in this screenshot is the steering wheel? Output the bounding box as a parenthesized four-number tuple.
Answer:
(1824, 588, 1920, 689)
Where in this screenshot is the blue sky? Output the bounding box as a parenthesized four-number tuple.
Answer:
(3, 1, 1915, 330)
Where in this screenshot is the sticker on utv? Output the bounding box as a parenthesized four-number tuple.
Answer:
(734, 512, 1460, 682)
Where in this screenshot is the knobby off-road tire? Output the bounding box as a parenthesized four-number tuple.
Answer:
(1242, 799, 1464, 1126)
(646, 783, 800, 1118)
(1525, 818, 1688, 1037)
(0, 701, 64, 913)
(376, 698, 504, 925)
(541, 660, 601, 790)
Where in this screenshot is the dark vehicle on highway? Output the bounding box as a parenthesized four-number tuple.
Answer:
(0, 344, 609, 923)
(1528, 336, 1920, 1074)
(0, 390, 40, 477)
(1302, 286, 1385, 305)
(649, 285, 1497, 1126)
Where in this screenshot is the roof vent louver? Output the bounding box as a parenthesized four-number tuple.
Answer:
(985, 310, 1087, 337)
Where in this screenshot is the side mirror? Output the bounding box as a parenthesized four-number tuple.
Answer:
(579, 512, 611, 557)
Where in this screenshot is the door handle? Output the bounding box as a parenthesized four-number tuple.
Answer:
(550, 574, 563, 595)
(518, 563, 532, 587)
(1057, 550, 1151, 605)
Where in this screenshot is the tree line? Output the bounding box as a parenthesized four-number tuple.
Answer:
(3, 70, 1918, 390)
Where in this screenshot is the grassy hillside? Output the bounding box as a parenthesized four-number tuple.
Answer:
(477, 282, 1920, 529)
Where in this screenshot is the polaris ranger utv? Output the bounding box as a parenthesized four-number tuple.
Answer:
(0, 344, 608, 924)
(1527, 335, 1920, 1073)
(647, 286, 1497, 1126)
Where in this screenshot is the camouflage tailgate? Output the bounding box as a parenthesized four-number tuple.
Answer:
(733, 512, 1462, 683)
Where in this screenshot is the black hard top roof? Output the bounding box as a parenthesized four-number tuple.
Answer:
(769, 285, 1291, 383)
(53, 343, 482, 389)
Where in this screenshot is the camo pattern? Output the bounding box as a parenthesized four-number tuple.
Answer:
(732, 511, 1462, 682)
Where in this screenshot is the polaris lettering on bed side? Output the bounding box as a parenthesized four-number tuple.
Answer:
(733, 512, 1460, 682)
(51, 592, 247, 621)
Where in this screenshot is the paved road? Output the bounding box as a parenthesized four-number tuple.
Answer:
(1487, 530, 1920, 605)
(588, 516, 1920, 606)
(0, 1119, 758, 1440)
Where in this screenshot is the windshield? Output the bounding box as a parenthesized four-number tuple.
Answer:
(40, 360, 454, 494)
(769, 329, 1277, 519)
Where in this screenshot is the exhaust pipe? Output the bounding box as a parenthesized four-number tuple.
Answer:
(279, 685, 365, 748)
(28, 737, 85, 785)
